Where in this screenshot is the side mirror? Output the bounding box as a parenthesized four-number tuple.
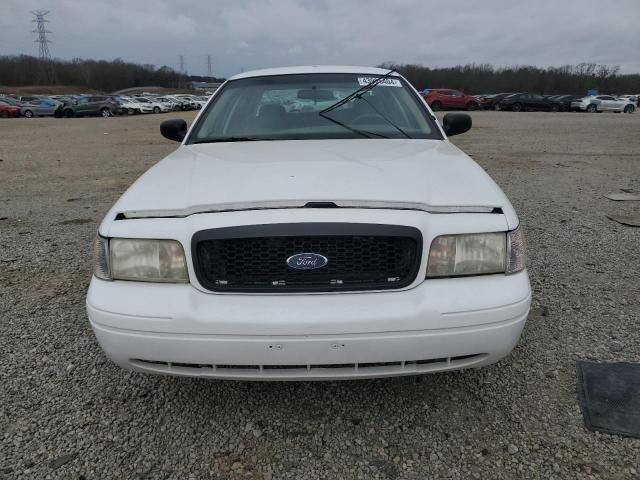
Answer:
(160, 119, 187, 142)
(442, 113, 472, 137)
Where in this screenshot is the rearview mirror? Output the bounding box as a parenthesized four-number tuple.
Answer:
(160, 119, 187, 142)
(442, 113, 472, 137)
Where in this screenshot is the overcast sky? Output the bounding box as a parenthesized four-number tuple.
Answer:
(3, 0, 640, 77)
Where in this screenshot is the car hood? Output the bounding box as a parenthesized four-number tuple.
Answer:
(108, 139, 518, 228)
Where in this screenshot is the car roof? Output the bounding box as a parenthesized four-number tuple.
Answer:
(228, 65, 399, 81)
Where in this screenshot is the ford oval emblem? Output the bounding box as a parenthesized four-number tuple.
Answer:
(286, 253, 328, 270)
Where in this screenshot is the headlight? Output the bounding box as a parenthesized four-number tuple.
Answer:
(426, 228, 526, 278)
(93, 236, 189, 283)
(426, 232, 506, 277)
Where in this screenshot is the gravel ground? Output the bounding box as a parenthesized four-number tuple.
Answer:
(1, 111, 639, 479)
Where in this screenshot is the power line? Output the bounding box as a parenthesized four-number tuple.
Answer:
(31, 10, 55, 83)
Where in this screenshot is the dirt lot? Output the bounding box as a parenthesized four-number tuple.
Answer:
(1, 111, 639, 479)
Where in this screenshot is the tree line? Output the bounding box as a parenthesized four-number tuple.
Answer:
(2, 55, 638, 95)
(381, 62, 640, 95)
(0, 55, 192, 92)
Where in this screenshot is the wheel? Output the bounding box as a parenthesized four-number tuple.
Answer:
(153, 106, 161, 114)
(494, 104, 501, 111)
(100, 107, 111, 117)
(466, 102, 479, 111)
(586, 104, 597, 113)
(511, 103, 523, 112)
(23, 109, 34, 118)
(64, 109, 74, 118)
(430, 101, 442, 111)
(624, 105, 635, 114)
(549, 104, 560, 112)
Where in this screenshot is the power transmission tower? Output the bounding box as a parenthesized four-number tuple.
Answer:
(179, 54, 185, 73)
(31, 10, 55, 83)
(207, 54, 212, 77)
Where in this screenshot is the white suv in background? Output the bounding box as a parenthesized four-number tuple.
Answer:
(88, 66, 531, 381)
(571, 95, 636, 113)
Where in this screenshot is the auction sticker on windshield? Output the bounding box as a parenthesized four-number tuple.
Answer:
(358, 77, 402, 87)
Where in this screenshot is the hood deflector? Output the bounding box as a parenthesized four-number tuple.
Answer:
(116, 201, 503, 220)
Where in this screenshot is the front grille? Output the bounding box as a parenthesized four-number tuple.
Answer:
(192, 223, 422, 292)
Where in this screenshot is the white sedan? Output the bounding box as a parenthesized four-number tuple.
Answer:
(87, 66, 531, 380)
(571, 95, 636, 113)
(134, 97, 170, 113)
(118, 96, 153, 115)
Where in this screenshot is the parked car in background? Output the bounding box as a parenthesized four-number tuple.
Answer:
(134, 96, 170, 113)
(546, 95, 582, 112)
(571, 95, 636, 113)
(193, 96, 210, 108)
(0, 99, 21, 117)
(480, 93, 515, 110)
(174, 94, 200, 110)
(0, 96, 24, 107)
(117, 96, 153, 115)
(20, 98, 62, 118)
(152, 96, 181, 111)
(618, 94, 639, 106)
(61, 96, 119, 117)
(496, 93, 563, 112)
(423, 89, 480, 111)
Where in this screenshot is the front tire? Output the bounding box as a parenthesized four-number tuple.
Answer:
(586, 104, 597, 113)
(153, 106, 161, 114)
(511, 103, 523, 112)
(100, 107, 111, 117)
(23, 110, 34, 118)
(466, 102, 479, 111)
(549, 104, 560, 112)
(430, 101, 443, 111)
(624, 105, 635, 114)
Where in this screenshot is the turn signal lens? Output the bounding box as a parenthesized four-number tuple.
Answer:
(93, 235, 111, 280)
(506, 226, 526, 274)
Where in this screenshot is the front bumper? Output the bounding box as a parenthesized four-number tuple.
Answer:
(87, 270, 531, 380)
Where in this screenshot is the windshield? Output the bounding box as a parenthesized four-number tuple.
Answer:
(187, 73, 440, 143)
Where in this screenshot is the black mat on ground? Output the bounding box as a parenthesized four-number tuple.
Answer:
(577, 360, 640, 438)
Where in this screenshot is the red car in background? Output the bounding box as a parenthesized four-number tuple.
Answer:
(0, 100, 21, 117)
(423, 89, 480, 111)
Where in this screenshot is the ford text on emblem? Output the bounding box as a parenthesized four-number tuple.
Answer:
(286, 253, 328, 270)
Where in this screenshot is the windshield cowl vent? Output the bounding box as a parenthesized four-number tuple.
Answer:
(304, 202, 339, 208)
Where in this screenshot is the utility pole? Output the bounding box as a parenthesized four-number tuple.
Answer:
(31, 10, 55, 83)
(178, 54, 186, 89)
(207, 54, 212, 78)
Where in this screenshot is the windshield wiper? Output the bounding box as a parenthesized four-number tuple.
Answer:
(192, 136, 272, 144)
(318, 68, 407, 139)
(319, 68, 397, 115)
(359, 96, 411, 139)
